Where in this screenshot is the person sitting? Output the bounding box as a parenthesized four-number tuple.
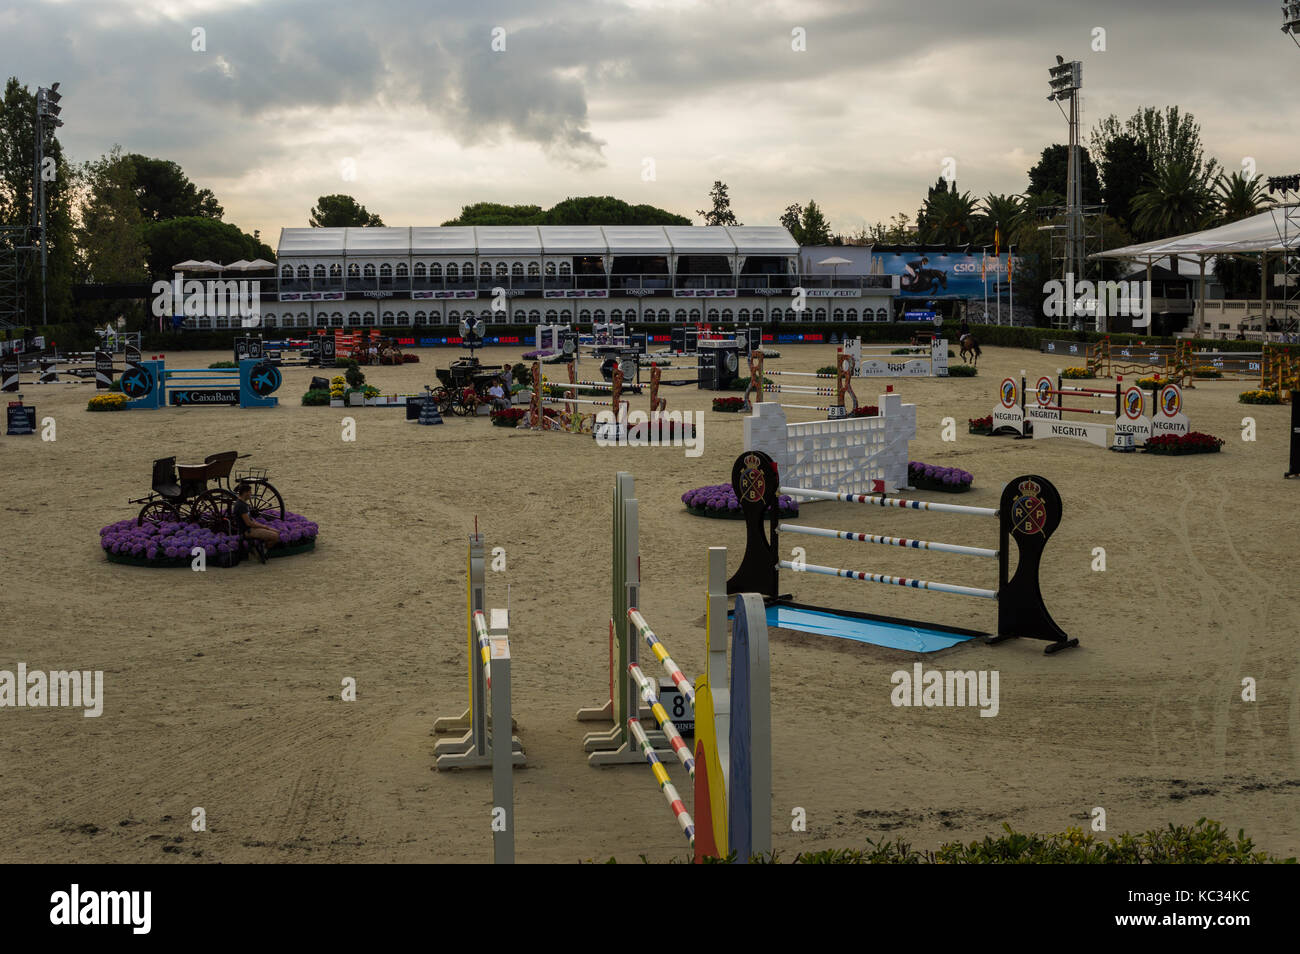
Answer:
(234, 483, 280, 564)
(487, 378, 510, 410)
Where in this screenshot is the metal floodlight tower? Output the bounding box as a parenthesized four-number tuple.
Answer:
(1285, 2, 1300, 47)
(1047, 56, 1084, 327)
(1266, 174, 1300, 337)
(33, 83, 63, 327)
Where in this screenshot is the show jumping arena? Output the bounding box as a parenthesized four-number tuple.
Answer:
(2, 340, 1298, 863)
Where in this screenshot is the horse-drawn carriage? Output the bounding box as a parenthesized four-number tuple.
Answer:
(430, 358, 506, 416)
(130, 451, 284, 530)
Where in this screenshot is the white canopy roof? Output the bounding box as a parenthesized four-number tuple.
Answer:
(276, 225, 798, 258)
(1093, 207, 1300, 260)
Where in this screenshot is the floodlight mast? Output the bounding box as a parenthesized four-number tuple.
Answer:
(1284, 2, 1300, 48)
(1047, 57, 1084, 327)
(34, 84, 63, 327)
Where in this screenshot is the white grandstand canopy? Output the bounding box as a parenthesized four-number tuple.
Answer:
(275, 225, 798, 258)
(1092, 207, 1300, 261)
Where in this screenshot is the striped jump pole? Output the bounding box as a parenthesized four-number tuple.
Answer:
(628, 718, 695, 844)
(579, 472, 773, 861)
(778, 523, 1000, 559)
(727, 448, 1077, 654)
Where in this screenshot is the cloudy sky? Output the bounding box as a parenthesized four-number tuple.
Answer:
(3, 0, 1297, 243)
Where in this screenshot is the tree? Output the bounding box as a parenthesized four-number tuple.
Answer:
(1214, 171, 1274, 225)
(0, 77, 76, 324)
(309, 194, 384, 227)
(1010, 212, 1133, 327)
(975, 193, 1025, 247)
(697, 180, 739, 226)
(1027, 144, 1101, 205)
(914, 177, 950, 238)
(77, 147, 147, 284)
(867, 212, 914, 244)
(918, 188, 978, 245)
(779, 203, 803, 242)
(124, 154, 223, 222)
(798, 200, 831, 245)
(1098, 134, 1152, 233)
(1131, 162, 1214, 240)
(442, 196, 690, 226)
(1092, 106, 1219, 191)
(140, 217, 273, 279)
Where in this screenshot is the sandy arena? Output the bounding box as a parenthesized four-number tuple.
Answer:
(0, 342, 1296, 863)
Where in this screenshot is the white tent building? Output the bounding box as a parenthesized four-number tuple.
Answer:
(215, 225, 897, 333)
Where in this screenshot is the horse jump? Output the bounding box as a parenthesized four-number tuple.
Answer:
(577, 472, 773, 862)
(742, 350, 858, 413)
(726, 449, 1078, 654)
(992, 374, 1189, 448)
(433, 530, 524, 863)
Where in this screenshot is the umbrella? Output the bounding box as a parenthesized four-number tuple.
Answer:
(243, 258, 277, 271)
(172, 259, 204, 270)
(224, 259, 252, 271)
(817, 255, 853, 281)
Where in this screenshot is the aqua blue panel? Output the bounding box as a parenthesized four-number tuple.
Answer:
(765, 605, 974, 653)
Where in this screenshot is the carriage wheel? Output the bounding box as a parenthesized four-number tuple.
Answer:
(190, 489, 240, 532)
(137, 500, 179, 527)
(244, 479, 285, 521)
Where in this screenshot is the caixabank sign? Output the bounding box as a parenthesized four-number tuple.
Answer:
(169, 387, 242, 406)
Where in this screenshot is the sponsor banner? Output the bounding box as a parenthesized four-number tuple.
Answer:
(1, 353, 19, 392)
(804, 289, 859, 298)
(1113, 345, 1170, 367)
(411, 290, 479, 300)
(674, 289, 738, 298)
(95, 350, 115, 390)
(1154, 383, 1190, 436)
(875, 250, 1020, 297)
(1026, 405, 1062, 422)
(1032, 420, 1110, 448)
(543, 289, 610, 299)
(279, 293, 302, 302)
(169, 388, 240, 406)
(857, 358, 932, 376)
(1040, 339, 1090, 358)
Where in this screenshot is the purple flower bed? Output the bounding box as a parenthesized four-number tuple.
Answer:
(908, 462, 974, 493)
(99, 512, 319, 566)
(682, 484, 798, 519)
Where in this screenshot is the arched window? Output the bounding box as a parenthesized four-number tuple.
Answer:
(446, 263, 458, 280)
(814, 307, 827, 321)
(496, 263, 508, 279)
(722, 309, 733, 321)
(448, 309, 460, 323)
(379, 264, 393, 280)
(331, 312, 343, 327)
(580, 309, 592, 321)
(396, 263, 408, 278)
(313, 264, 326, 280)
(330, 264, 342, 280)
(348, 263, 360, 278)
(675, 309, 688, 322)
(546, 309, 558, 321)
(299, 314, 311, 328)
(382, 311, 394, 324)
(413, 311, 426, 324)
(545, 262, 557, 276)
(528, 262, 540, 277)
(348, 311, 361, 325)
(396, 311, 409, 325)
(689, 308, 701, 321)
(846, 308, 858, 321)
(462, 262, 474, 278)
(833, 308, 844, 321)
(297, 312, 308, 326)
(414, 263, 426, 278)
(610, 309, 622, 321)
(431, 263, 442, 278)
(262, 314, 276, 328)
(363, 312, 377, 327)
(876, 307, 889, 321)
(529, 310, 541, 322)
(511, 262, 523, 279)
(281, 265, 293, 280)
(363, 264, 376, 279)
(657, 309, 670, 321)
(559, 261, 572, 276)
(739, 308, 750, 321)
(707, 308, 720, 321)
(479, 262, 492, 279)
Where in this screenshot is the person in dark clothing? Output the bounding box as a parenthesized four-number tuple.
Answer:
(234, 482, 280, 564)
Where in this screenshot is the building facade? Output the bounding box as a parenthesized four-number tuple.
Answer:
(183, 225, 899, 332)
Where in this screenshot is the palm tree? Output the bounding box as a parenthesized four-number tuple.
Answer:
(1131, 162, 1214, 240)
(1213, 171, 1274, 225)
(976, 193, 1025, 247)
(918, 189, 979, 245)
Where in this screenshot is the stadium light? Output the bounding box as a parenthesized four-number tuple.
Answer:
(1047, 55, 1082, 101)
(1284, 2, 1300, 45)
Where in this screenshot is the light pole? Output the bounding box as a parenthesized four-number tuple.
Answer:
(1285, 1, 1300, 47)
(1048, 56, 1083, 325)
(34, 83, 62, 328)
